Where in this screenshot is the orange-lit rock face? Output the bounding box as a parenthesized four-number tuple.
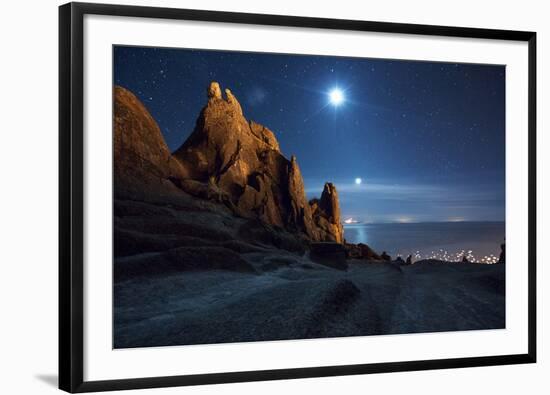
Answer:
(113, 85, 188, 199)
(174, 82, 344, 242)
(116, 81, 344, 243)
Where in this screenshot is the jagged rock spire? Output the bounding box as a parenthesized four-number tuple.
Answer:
(309, 182, 344, 243)
(207, 81, 222, 99)
(173, 81, 344, 243)
(225, 88, 243, 115)
(320, 182, 341, 225)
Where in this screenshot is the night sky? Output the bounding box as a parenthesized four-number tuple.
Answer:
(114, 46, 505, 223)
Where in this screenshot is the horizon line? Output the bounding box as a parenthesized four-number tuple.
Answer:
(342, 220, 505, 225)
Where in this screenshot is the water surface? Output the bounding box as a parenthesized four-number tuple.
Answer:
(343, 222, 505, 263)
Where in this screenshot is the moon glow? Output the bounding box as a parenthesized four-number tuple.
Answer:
(329, 88, 344, 106)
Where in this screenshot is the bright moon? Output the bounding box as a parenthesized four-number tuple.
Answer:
(355, 177, 362, 185)
(329, 88, 344, 106)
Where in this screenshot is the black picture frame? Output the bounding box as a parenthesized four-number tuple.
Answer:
(59, 2, 537, 392)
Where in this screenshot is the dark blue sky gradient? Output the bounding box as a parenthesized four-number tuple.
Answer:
(114, 46, 505, 223)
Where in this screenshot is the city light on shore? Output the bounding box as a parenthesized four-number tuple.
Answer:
(397, 249, 499, 264)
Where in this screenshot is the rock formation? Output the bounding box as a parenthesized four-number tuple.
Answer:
(344, 242, 382, 260)
(394, 256, 405, 264)
(113, 86, 187, 199)
(310, 242, 348, 270)
(497, 243, 505, 264)
(173, 82, 343, 243)
(309, 183, 344, 243)
(113, 82, 343, 244)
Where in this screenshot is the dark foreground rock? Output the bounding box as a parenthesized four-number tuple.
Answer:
(498, 243, 506, 264)
(113, 196, 309, 280)
(309, 242, 348, 270)
(115, 246, 255, 282)
(305, 279, 361, 337)
(114, 261, 505, 348)
(394, 256, 405, 265)
(344, 242, 382, 260)
(314, 280, 360, 316)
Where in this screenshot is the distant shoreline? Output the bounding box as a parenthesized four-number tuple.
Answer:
(343, 220, 505, 225)
(342, 221, 505, 264)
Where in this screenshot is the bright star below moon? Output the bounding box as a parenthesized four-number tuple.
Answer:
(355, 177, 362, 185)
(329, 88, 344, 106)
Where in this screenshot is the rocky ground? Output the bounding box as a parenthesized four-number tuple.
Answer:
(114, 253, 505, 348)
(114, 196, 505, 349)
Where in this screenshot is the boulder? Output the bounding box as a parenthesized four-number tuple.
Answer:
(310, 242, 348, 270)
(344, 242, 382, 261)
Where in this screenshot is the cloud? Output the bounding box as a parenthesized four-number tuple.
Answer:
(304, 178, 504, 222)
(306, 181, 443, 200)
(246, 86, 267, 106)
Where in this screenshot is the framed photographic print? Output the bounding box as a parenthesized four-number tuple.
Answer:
(59, 2, 536, 392)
